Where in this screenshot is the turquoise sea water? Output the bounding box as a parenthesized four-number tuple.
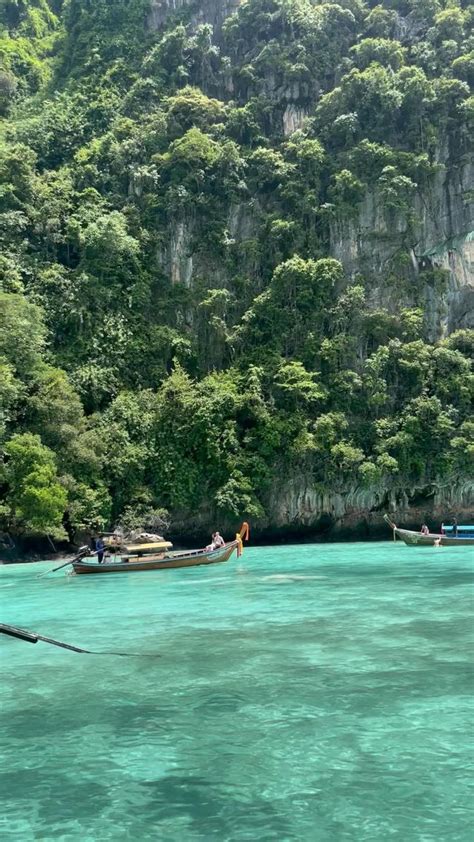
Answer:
(1, 542, 473, 841)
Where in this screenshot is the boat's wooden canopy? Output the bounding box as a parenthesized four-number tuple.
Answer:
(124, 541, 173, 553)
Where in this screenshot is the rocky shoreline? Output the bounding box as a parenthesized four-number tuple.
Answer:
(3, 500, 473, 564)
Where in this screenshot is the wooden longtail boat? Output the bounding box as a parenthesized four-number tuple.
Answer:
(384, 515, 474, 547)
(72, 523, 250, 575)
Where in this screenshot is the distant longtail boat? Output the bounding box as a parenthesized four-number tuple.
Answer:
(384, 515, 474, 546)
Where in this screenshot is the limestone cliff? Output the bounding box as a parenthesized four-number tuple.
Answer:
(148, 0, 243, 34)
(148, 1, 473, 342)
(262, 475, 474, 540)
(170, 476, 474, 543)
(330, 150, 473, 339)
(2, 0, 473, 552)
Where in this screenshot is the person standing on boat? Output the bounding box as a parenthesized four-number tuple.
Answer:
(452, 517, 458, 537)
(95, 536, 105, 563)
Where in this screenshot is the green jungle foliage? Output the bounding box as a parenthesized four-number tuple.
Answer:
(0, 0, 472, 541)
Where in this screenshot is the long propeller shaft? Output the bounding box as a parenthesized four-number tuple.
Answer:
(0, 623, 157, 657)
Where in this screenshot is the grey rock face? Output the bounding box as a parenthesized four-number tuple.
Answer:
(148, 0, 242, 33)
(265, 474, 474, 532)
(330, 150, 474, 336)
(282, 104, 308, 136)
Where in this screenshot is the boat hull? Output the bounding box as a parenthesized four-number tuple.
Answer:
(394, 528, 474, 547)
(72, 542, 238, 574)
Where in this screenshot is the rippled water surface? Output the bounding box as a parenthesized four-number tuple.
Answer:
(1, 542, 473, 841)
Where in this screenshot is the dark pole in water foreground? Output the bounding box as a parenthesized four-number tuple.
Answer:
(0, 623, 158, 657)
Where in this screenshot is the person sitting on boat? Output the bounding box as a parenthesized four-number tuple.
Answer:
(213, 531, 225, 549)
(206, 531, 225, 551)
(95, 536, 105, 563)
(420, 524, 429, 535)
